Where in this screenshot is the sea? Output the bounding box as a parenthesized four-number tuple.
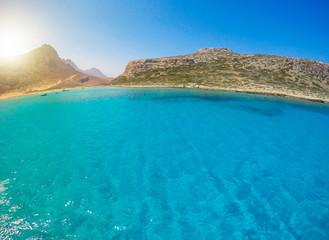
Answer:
(0, 87, 329, 239)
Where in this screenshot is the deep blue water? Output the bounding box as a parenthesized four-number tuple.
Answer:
(1, 87, 329, 239)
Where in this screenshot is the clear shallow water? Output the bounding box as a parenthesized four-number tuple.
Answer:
(1, 87, 329, 239)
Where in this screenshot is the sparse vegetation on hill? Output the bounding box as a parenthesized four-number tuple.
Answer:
(112, 48, 329, 102)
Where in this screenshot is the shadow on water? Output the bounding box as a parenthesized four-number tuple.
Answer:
(150, 95, 233, 103)
(148, 93, 284, 117)
(236, 105, 284, 117)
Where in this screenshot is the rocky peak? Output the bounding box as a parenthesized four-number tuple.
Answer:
(38, 44, 59, 57)
(195, 47, 234, 55)
(84, 67, 108, 78)
(26, 44, 60, 63)
(63, 59, 79, 70)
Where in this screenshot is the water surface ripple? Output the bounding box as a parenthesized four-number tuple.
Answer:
(1, 88, 329, 239)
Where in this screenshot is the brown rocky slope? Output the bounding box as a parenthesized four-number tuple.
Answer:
(112, 48, 329, 102)
(0, 45, 110, 100)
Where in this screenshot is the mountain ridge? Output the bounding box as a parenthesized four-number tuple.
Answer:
(62, 59, 108, 78)
(0, 44, 110, 100)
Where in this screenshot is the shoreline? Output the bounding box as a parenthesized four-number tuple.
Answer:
(0, 85, 107, 103)
(1, 84, 328, 104)
(110, 84, 329, 104)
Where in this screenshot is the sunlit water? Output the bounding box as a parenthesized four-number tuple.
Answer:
(1, 88, 329, 239)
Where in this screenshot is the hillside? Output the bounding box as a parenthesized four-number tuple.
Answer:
(112, 48, 329, 102)
(0, 45, 110, 100)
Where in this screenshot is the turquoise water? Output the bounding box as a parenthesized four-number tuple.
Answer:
(1, 87, 329, 239)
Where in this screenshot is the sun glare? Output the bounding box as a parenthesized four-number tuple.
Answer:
(0, 25, 31, 58)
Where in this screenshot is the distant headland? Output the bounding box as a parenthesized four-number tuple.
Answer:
(112, 47, 329, 103)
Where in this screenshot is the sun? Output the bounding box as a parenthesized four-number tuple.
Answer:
(0, 31, 27, 58)
(0, 25, 30, 58)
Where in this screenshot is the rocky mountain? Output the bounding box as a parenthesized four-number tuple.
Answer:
(63, 59, 108, 78)
(62, 58, 80, 70)
(84, 68, 107, 78)
(113, 48, 329, 102)
(0, 45, 110, 100)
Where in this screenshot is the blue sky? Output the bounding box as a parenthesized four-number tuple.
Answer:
(1, 0, 328, 76)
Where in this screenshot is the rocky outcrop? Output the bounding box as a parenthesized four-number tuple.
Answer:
(123, 58, 195, 77)
(239, 55, 329, 84)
